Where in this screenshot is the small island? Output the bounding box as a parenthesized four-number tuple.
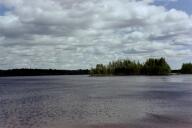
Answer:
(90, 58, 192, 76)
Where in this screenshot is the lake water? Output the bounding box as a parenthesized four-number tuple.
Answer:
(0, 75, 192, 128)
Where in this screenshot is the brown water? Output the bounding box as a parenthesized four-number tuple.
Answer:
(0, 75, 192, 128)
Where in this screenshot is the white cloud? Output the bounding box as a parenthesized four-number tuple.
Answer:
(0, 0, 191, 69)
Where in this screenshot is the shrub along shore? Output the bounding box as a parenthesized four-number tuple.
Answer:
(90, 58, 192, 76)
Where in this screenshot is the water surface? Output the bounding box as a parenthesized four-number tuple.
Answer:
(0, 75, 192, 128)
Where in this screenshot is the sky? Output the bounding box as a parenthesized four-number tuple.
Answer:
(0, 0, 191, 69)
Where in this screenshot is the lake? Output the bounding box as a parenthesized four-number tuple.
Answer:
(0, 75, 192, 128)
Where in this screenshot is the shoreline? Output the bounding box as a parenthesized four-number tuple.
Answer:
(1, 73, 192, 78)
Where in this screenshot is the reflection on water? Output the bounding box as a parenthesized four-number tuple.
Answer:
(0, 75, 192, 128)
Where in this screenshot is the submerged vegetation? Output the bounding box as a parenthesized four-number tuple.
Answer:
(181, 63, 192, 74)
(90, 58, 171, 75)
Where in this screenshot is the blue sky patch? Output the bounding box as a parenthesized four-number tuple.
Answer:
(0, 4, 11, 16)
(154, 0, 192, 14)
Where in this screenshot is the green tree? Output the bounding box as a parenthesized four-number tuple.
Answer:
(142, 58, 171, 75)
(181, 63, 192, 74)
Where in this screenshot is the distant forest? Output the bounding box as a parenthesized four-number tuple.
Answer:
(90, 58, 192, 76)
(0, 58, 191, 77)
(0, 69, 89, 77)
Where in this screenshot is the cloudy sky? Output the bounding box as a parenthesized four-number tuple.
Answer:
(0, 0, 192, 69)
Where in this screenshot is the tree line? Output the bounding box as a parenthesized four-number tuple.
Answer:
(90, 58, 192, 75)
(0, 59, 191, 77)
(0, 69, 89, 77)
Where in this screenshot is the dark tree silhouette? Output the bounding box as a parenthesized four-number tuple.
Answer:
(0, 69, 89, 77)
(141, 58, 171, 75)
(181, 63, 192, 74)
